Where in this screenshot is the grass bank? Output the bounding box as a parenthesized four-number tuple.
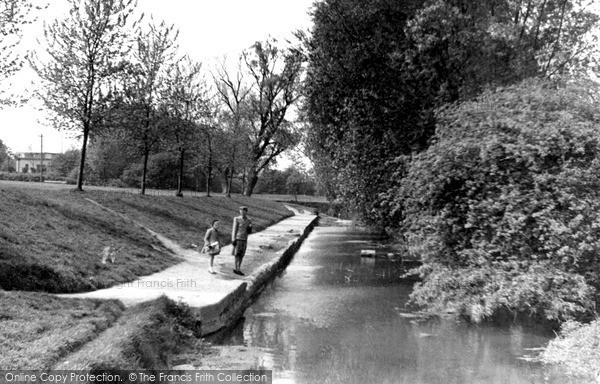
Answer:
(0, 291, 124, 369)
(0, 182, 292, 293)
(0, 181, 293, 370)
(55, 296, 199, 370)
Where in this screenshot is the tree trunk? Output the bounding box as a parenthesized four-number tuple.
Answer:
(226, 148, 236, 198)
(244, 168, 259, 197)
(227, 166, 234, 197)
(141, 150, 149, 195)
(220, 168, 229, 195)
(176, 147, 184, 197)
(206, 149, 212, 197)
(76, 125, 90, 191)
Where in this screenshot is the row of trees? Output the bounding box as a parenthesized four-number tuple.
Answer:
(303, 0, 600, 322)
(42, 146, 317, 197)
(3, 0, 307, 197)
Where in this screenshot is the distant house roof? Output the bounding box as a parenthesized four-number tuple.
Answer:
(15, 152, 62, 160)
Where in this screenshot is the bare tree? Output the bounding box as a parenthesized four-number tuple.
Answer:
(242, 39, 304, 196)
(212, 55, 251, 197)
(213, 39, 304, 197)
(29, 0, 137, 191)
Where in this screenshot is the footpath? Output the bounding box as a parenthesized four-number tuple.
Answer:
(60, 205, 318, 336)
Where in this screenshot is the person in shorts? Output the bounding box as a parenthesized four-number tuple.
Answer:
(203, 219, 221, 274)
(231, 206, 252, 275)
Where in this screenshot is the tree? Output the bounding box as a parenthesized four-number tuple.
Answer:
(254, 168, 288, 194)
(86, 136, 133, 184)
(30, 0, 137, 191)
(213, 55, 252, 197)
(49, 148, 80, 177)
(303, 0, 433, 222)
(0, 138, 14, 171)
(161, 56, 211, 197)
(401, 79, 600, 323)
(405, 0, 599, 100)
(241, 39, 304, 196)
(285, 166, 315, 201)
(106, 19, 179, 195)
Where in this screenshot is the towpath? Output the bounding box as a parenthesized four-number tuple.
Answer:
(60, 205, 318, 334)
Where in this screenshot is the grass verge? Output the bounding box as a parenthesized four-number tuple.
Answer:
(0, 291, 124, 370)
(54, 296, 199, 370)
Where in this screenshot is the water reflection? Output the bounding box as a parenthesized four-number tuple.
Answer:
(218, 218, 583, 384)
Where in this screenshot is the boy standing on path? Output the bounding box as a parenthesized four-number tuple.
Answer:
(231, 206, 252, 276)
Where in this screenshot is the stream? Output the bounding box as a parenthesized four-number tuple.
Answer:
(215, 216, 583, 384)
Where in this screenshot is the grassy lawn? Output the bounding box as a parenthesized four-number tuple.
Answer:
(0, 291, 124, 370)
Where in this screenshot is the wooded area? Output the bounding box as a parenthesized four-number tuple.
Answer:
(303, 0, 600, 324)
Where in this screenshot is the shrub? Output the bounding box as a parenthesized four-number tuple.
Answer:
(401, 79, 600, 322)
(542, 319, 600, 380)
(66, 167, 80, 185)
(0, 172, 44, 182)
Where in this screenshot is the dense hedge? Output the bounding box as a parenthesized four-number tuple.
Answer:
(0, 172, 67, 183)
(400, 80, 600, 322)
(0, 172, 45, 182)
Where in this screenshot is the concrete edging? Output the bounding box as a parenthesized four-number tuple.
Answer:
(195, 215, 319, 336)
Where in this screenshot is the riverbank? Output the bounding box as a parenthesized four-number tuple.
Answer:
(0, 181, 306, 370)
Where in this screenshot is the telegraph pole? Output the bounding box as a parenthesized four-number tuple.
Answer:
(39, 134, 43, 182)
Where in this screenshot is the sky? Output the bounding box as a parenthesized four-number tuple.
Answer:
(0, 0, 315, 154)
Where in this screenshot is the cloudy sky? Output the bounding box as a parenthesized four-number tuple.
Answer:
(0, 0, 315, 154)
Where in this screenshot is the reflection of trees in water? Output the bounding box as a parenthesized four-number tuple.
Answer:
(245, 313, 299, 372)
(242, 307, 560, 384)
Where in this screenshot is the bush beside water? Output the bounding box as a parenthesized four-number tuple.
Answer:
(399, 79, 600, 324)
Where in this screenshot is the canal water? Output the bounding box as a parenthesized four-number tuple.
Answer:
(217, 216, 582, 384)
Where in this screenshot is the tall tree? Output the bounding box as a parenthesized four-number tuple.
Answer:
(213, 55, 252, 197)
(107, 19, 179, 194)
(304, 0, 429, 221)
(242, 39, 304, 196)
(161, 57, 211, 197)
(29, 0, 137, 191)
